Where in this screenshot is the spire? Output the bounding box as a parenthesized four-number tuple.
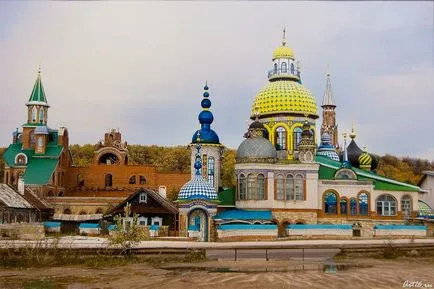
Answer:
(191, 83, 220, 144)
(27, 67, 49, 107)
(341, 132, 351, 168)
(350, 122, 356, 139)
(321, 68, 335, 107)
(282, 27, 287, 46)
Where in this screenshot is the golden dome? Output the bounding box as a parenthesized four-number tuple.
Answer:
(273, 45, 295, 60)
(251, 80, 318, 118)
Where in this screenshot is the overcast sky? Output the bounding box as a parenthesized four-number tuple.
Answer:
(1, 2, 433, 160)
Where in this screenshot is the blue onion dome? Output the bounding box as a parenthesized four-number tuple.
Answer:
(316, 133, 340, 162)
(191, 83, 220, 144)
(177, 174, 218, 200)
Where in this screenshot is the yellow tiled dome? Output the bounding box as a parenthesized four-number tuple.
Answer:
(251, 80, 318, 118)
(273, 45, 295, 60)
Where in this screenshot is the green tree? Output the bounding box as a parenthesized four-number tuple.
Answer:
(221, 148, 236, 188)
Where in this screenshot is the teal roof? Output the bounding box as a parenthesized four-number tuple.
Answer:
(315, 155, 419, 192)
(214, 209, 272, 220)
(218, 224, 277, 230)
(24, 158, 59, 185)
(27, 71, 48, 105)
(3, 144, 33, 167)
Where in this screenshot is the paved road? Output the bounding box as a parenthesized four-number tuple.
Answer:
(207, 248, 340, 261)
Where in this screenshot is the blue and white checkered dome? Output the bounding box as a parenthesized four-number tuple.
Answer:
(316, 133, 340, 162)
(177, 174, 218, 200)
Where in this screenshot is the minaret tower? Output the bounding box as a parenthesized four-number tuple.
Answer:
(22, 68, 50, 150)
(190, 83, 224, 191)
(320, 70, 338, 148)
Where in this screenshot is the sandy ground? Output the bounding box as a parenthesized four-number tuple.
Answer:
(0, 258, 433, 289)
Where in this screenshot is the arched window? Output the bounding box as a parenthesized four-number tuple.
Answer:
(286, 175, 294, 200)
(105, 174, 113, 187)
(359, 193, 369, 215)
(274, 63, 278, 73)
(324, 191, 338, 214)
(275, 127, 287, 150)
(208, 156, 215, 187)
(139, 176, 146, 185)
(281, 62, 287, 73)
(238, 174, 247, 200)
(129, 175, 136, 184)
(30, 130, 35, 145)
(340, 198, 348, 215)
(401, 195, 412, 219)
(350, 198, 357, 215)
(276, 175, 285, 200)
(37, 137, 43, 150)
(39, 109, 44, 124)
(291, 63, 295, 74)
(293, 127, 303, 150)
(295, 175, 304, 200)
(15, 153, 27, 165)
(257, 174, 265, 200)
(376, 194, 397, 216)
(32, 107, 37, 122)
(247, 174, 256, 200)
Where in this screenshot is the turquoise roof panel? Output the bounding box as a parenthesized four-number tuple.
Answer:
(218, 224, 277, 230)
(213, 209, 272, 220)
(374, 225, 426, 230)
(287, 224, 352, 230)
(24, 158, 58, 185)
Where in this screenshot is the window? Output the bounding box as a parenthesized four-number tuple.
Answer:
(32, 107, 37, 122)
(275, 127, 287, 150)
(15, 153, 27, 165)
(293, 127, 303, 150)
(129, 175, 136, 184)
(63, 208, 71, 214)
(138, 216, 148, 226)
(238, 174, 247, 200)
(359, 193, 369, 215)
(139, 192, 147, 203)
(281, 62, 287, 73)
(30, 131, 35, 145)
(151, 217, 162, 226)
(324, 191, 337, 214)
(285, 175, 294, 200)
(39, 109, 44, 124)
(208, 157, 215, 187)
(105, 174, 112, 187)
(291, 63, 295, 74)
(401, 196, 412, 219)
(247, 174, 256, 199)
(276, 175, 285, 200)
(139, 176, 146, 185)
(376, 194, 397, 216)
(37, 137, 43, 150)
(350, 198, 357, 215)
(274, 63, 278, 73)
(257, 174, 265, 200)
(295, 175, 304, 200)
(335, 169, 357, 180)
(340, 198, 348, 215)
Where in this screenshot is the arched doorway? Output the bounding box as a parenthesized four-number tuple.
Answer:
(188, 208, 209, 242)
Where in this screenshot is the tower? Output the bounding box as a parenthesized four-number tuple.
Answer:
(22, 68, 50, 151)
(190, 83, 224, 191)
(250, 30, 318, 160)
(320, 71, 338, 148)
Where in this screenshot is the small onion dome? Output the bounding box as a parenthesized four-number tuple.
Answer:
(298, 120, 315, 150)
(177, 175, 218, 201)
(339, 139, 378, 170)
(34, 125, 49, 135)
(191, 129, 219, 144)
(236, 137, 277, 163)
(251, 80, 318, 119)
(316, 133, 340, 162)
(359, 148, 372, 171)
(273, 45, 295, 60)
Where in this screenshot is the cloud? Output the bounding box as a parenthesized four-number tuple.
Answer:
(0, 2, 432, 160)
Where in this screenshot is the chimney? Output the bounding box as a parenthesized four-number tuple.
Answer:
(18, 176, 25, 195)
(158, 186, 167, 199)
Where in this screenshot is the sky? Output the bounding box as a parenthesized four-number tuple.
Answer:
(0, 2, 433, 160)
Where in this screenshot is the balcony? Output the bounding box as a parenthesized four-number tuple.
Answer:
(268, 68, 299, 81)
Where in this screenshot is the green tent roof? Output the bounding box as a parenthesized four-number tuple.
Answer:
(315, 155, 419, 192)
(27, 71, 48, 105)
(218, 187, 236, 207)
(23, 158, 58, 185)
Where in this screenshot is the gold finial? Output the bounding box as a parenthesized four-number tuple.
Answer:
(282, 27, 286, 46)
(350, 120, 356, 139)
(253, 105, 260, 120)
(326, 64, 330, 77)
(196, 129, 201, 143)
(37, 65, 41, 75)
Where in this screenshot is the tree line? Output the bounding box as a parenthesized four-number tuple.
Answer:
(0, 145, 433, 187)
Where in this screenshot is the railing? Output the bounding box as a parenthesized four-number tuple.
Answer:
(268, 68, 299, 79)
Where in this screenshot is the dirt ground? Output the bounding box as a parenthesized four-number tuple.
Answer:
(0, 258, 433, 289)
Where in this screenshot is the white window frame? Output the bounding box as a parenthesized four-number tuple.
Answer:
(139, 192, 147, 203)
(151, 216, 163, 226)
(137, 216, 148, 226)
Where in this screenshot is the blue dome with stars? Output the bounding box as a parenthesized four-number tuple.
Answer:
(191, 84, 220, 144)
(316, 133, 340, 162)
